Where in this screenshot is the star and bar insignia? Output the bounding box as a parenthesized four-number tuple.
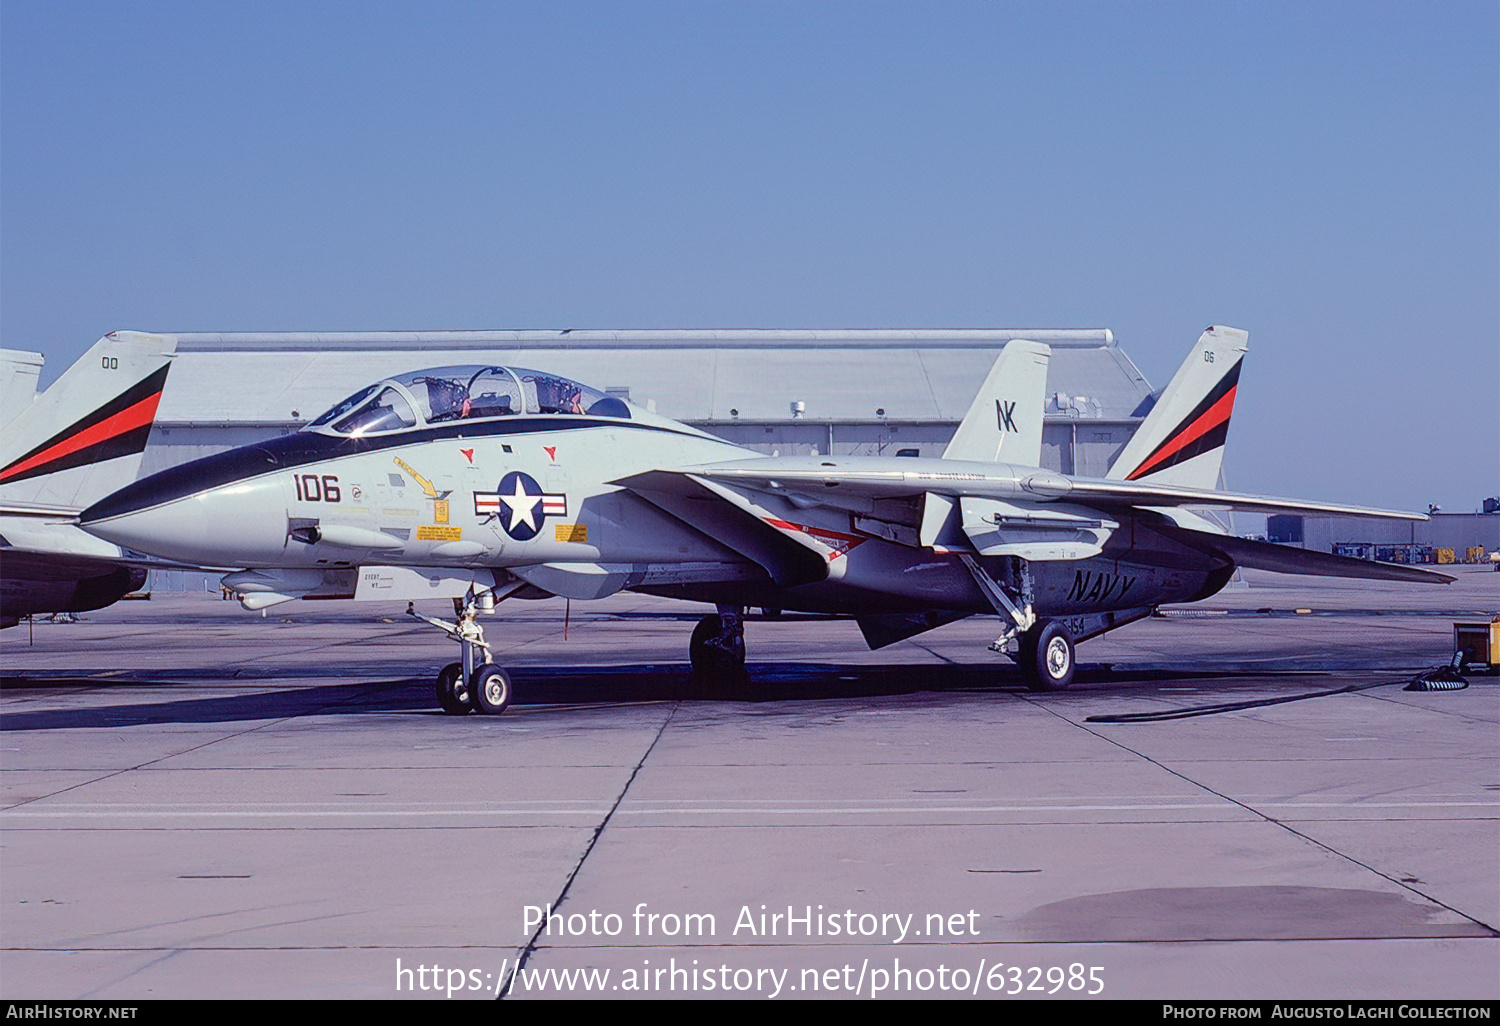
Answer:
(474, 471, 567, 541)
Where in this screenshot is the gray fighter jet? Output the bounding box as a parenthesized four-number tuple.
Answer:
(78, 326, 1449, 713)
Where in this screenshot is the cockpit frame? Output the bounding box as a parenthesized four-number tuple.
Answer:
(305, 365, 631, 438)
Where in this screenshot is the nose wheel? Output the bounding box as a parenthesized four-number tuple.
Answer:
(410, 589, 516, 715)
(435, 661, 471, 714)
(471, 664, 513, 715)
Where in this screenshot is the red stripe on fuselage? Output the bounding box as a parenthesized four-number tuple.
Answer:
(763, 517, 868, 560)
(1128, 385, 1237, 480)
(0, 392, 163, 483)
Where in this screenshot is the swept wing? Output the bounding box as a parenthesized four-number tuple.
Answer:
(615, 454, 1451, 585)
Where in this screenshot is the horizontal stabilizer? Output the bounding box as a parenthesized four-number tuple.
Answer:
(1157, 525, 1454, 584)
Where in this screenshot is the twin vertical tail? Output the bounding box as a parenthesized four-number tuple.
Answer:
(0, 331, 175, 509)
(1107, 325, 1247, 489)
(942, 339, 1052, 466)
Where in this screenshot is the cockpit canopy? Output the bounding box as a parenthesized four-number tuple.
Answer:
(306, 366, 631, 437)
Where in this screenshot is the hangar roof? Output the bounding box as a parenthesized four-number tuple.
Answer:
(152, 329, 1154, 425)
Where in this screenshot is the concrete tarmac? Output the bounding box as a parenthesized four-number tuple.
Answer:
(1, 568, 1496, 1000)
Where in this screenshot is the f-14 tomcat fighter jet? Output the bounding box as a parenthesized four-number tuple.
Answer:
(79, 326, 1449, 714)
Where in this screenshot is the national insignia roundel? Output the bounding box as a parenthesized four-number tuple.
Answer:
(473, 471, 568, 541)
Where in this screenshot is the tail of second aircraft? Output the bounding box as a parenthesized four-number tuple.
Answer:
(0, 331, 175, 511)
(1106, 325, 1247, 489)
(942, 339, 1051, 466)
(0, 350, 47, 432)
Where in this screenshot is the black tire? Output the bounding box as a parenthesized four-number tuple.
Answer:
(471, 664, 513, 715)
(435, 662, 472, 714)
(689, 613, 748, 691)
(1022, 621, 1076, 692)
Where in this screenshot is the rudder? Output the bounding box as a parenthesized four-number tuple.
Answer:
(942, 339, 1051, 466)
(1106, 325, 1246, 488)
(0, 331, 176, 510)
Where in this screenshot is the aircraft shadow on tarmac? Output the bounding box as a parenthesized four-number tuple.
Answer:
(0, 662, 1343, 731)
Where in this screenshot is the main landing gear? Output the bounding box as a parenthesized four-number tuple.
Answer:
(961, 554, 1078, 692)
(1018, 620, 1076, 692)
(409, 589, 513, 715)
(689, 605, 749, 694)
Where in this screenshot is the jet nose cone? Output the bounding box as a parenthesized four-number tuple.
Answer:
(81, 492, 208, 560)
(81, 478, 289, 565)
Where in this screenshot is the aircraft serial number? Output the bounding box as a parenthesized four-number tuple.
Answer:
(294, 474, 342, 503)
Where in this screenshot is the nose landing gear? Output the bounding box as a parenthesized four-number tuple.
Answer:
(409, 586, 517, 715)
(434, 661, 471, 715)
(470, 663, 513, 715)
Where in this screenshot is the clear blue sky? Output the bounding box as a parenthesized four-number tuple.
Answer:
(2, 1, 1495, 512)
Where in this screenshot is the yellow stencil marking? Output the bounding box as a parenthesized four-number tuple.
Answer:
(393, 456, 439, 498)
(554, 523, 588, 543)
